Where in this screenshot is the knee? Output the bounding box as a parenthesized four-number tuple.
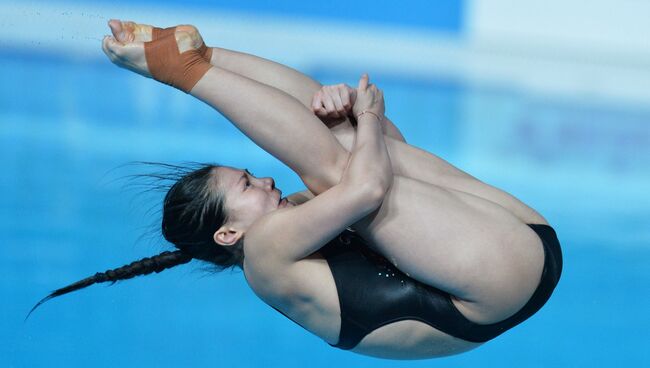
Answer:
(301, 151, 351, 195)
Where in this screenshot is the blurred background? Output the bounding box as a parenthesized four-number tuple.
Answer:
(1, 0, 648, 366)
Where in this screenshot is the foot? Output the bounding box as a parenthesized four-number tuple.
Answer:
(108, 19, 203, 44)
(108, 19, 153, 43)
(102, 19, 205, 78)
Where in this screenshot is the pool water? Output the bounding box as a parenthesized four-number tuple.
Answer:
(1, 50, 649, 367)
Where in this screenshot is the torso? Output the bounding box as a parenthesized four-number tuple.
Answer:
(244, 247, 482, 359)
(243, 155, 549, 359)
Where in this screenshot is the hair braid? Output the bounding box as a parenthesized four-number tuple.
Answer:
(26, 250, 192, 321)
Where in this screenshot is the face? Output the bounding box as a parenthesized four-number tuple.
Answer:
(214, 166, 294, 232)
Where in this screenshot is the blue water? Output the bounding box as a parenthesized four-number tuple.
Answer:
(2, 46, 649, 366)
(91, 0, 464, 33)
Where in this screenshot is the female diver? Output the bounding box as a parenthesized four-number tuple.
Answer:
(29, 20, 562, 360)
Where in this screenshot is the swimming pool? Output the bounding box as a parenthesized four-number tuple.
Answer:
(2, 23, 649, 368)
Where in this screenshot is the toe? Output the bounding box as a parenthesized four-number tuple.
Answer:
(101, 35, 116, 60)
(109, 19, 135, 43)
(108, 19, 122, 36)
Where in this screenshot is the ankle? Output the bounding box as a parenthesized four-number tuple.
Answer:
(144, 31, 213, 93)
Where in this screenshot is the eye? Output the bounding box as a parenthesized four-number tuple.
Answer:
(245, 179, 251, 189)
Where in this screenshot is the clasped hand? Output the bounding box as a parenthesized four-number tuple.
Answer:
(311, 74, 385, 122)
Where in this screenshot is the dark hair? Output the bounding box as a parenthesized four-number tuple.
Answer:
(26, 162, 242, 320)
(160, 164, 243, 268)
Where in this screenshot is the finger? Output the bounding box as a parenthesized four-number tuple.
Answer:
(312, 91, 328, 116)
(321, 89, 339, 118)
(340, 86, 352, 111)
(326, 88, 345, 116)
(348, 86, 357, 105)
(358, 73, 369, 91)
(311, 91, 322, 112)
(316, 103, 328, 117)
(313, 95, 328, 117)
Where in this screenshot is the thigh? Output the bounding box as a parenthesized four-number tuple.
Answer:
(331, 124, 548, 225)
(352, 175, 545, 322)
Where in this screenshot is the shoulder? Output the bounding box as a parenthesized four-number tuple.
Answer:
(240, 208, 303, 299)
(242, 246, 343, 344)
(241, 227, 321, 311)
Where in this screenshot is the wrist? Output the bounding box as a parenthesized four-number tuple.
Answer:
(356, 110, 382, 121)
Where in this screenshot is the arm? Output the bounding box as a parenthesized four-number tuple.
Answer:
(348, 76, 392, 193)
(246, 75, 391, 264)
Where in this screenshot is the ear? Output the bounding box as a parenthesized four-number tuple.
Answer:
(213, 225, 244, 247)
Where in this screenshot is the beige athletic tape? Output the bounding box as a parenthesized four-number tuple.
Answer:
(152, 26, 213, 62)
(144, 32, 212, 93)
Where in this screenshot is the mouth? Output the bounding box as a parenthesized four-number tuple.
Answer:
(277, 191, 289, 208)
(277, 190, 285, 207)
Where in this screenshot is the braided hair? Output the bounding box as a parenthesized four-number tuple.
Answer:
(27, 162, 243, 320)
(26, 250, 192, 320)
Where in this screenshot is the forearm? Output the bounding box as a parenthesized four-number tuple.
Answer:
(208, 47, 322, 109)
(342, 113, 392, 192)
(190, 66, 349, 194)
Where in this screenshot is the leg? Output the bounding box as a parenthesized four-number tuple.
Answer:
(200, 38, 546, 225)
(190, 66, 348, 195)
(208, 47, 322, 110)
(191, 56, 546, 322)
(109, 20, 521, 213)
(106, 21, 546, 323)
(351, 175, 546, 324)
(332, 127, 549, 225)
(105, 20, 349, 194)
(107, 20, 323, 109)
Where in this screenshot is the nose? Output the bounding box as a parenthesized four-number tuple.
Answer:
(263, 177, 275, 190)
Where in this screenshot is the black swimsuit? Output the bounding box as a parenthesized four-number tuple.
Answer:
(273, 223, 562, 350)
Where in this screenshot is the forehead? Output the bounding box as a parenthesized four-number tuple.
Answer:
(214, 166, 243, 191)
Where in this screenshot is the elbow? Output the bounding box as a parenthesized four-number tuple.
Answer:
(339, 176, 391, 213)
(367, 166, 393, 202)
(363, 179, 391, 208)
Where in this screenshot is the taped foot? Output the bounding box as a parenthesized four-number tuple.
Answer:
(143, 30, 212, 93)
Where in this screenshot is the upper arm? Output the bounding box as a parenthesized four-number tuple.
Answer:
(245, 182, 380, 264)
